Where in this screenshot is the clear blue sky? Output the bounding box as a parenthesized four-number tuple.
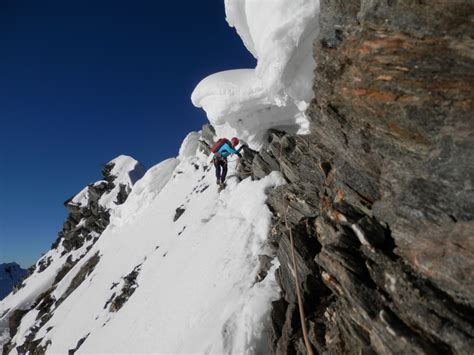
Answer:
(0, 0, 256, 267)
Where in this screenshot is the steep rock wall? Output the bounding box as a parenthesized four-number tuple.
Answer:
(254, 1, 474, 354)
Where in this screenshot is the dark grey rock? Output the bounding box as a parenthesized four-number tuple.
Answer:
(107, 265, 141, 313)
(37, 256, 53, 273)
(198, 123, 216, 155)
(255, 255, 274, 283)
(201, 123, 216, 147)
(115, 183, 129, 205)
(56, 252, 101, 307)
(258, 1, 474, 353)
(174, 206, 186, 222)
(68, 333, 90, 355)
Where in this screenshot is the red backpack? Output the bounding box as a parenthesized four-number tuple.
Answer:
(210, 138, 231, 153)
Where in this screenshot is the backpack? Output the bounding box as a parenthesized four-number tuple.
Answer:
(210, 138, 231, 153)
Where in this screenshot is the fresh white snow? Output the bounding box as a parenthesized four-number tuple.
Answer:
(56, 160, 283, 354)
(192, 0, 320, 149)
(1, 145, 285, 353)
(0, 155, 146, 350)
(71, 186, 90, 207)
(99, 155, 147, 210)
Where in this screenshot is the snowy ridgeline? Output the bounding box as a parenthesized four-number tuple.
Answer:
(0, 0, 320, 353)
(0, 134, 285, 353)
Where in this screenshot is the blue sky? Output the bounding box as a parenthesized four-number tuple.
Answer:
(0, 0, 256, 267)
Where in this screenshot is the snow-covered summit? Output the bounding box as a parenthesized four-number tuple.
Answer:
(105, 155, 146, 186)
(98, 155, 147, 210)
(192, 0, 320, 148)
(69, 155, 145, 210)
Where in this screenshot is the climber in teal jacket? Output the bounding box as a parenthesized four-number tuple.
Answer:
(212, 137, 242, 187)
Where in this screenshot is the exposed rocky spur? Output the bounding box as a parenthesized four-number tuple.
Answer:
(0, 156, 145, 354)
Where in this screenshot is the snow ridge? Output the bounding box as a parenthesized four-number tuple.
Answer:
(0, 132, 285, 353)
(0, 156, 145, 353)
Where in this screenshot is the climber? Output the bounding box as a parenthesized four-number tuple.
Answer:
(211, 137, 242, 188)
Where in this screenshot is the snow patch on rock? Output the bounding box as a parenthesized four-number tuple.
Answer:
(99, 155, 147, 210)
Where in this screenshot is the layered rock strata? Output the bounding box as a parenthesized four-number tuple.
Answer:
(250, 1, 474, 354)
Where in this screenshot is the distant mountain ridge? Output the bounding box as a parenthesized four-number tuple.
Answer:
(0, 263, 28, 300)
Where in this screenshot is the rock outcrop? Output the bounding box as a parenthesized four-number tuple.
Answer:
(249, 1, 474, 354)
(52, 161, 127, 252)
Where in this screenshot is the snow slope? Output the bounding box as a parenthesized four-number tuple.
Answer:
(1, 135, 284, 353)
(53, 150, 283, 353)
(0, 155, 146, 350)
(192, 0, 320, 148)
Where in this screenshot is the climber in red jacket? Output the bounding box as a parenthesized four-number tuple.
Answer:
(211, 137, 242, 188)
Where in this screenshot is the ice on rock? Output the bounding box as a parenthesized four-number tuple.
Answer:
(192, 0, 320, 149)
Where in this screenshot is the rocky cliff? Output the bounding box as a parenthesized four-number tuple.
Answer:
(249, 1, 474, 354)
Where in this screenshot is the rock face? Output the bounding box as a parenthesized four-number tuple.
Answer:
(250, 1, 474, 354)
(50, 158, 145, 257)
(53, 164, 119, 252)
(0, 264, 28, 300)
